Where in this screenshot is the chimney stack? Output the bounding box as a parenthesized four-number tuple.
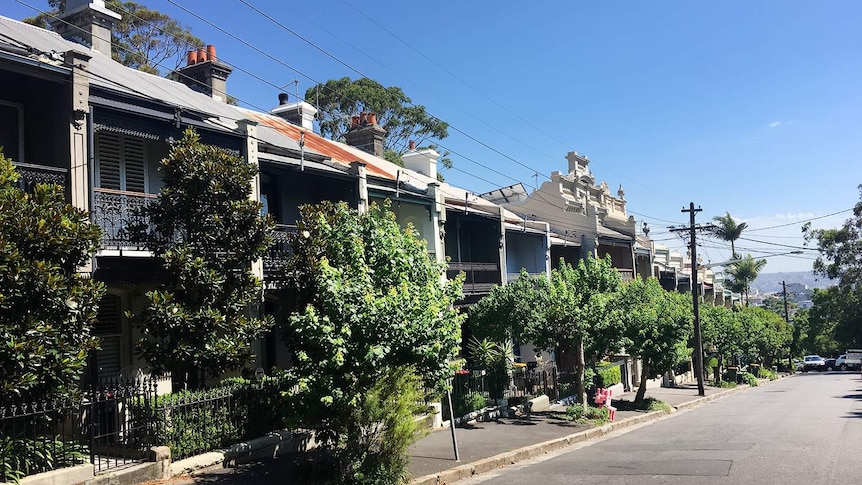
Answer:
(51, 0, 121, 57)
(345, 111, 386, 158)
(271, 92, 318, 131)
(401, 145, 439, 180)
(174, 44, 233, 102)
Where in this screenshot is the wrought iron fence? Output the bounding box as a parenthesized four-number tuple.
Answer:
(0, 378, 157, 482)
(449, 367, 564, 404)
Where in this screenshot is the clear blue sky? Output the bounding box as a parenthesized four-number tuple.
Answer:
(7, 0, 861, 274)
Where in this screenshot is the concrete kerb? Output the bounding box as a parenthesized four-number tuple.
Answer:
(408, 379, 780, 485)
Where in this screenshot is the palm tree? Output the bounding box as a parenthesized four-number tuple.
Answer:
(725, 254, 767, 305)
(712, 212, 748, 259)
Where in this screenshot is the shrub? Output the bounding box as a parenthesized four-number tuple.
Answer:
(130, 375, 292, 460)
(757, 367, 778, 380)
(740, 372, 759, 387)
(596, 364, 621, 388)
(718, 380, 737, 388)
(1, 435, 87, 484)
(563, 403, 609, 424)
(442, 393, 487, 421)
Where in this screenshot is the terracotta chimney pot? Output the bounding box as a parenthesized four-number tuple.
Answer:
(187, 50, 198, 65)
(206, 45, 217, 63)
(368, 112, 377, 125)
(351, 115, 360, 127)
(197, 47, 207, 62)
(359, 112, 367, 124)
(408, 140, 415, 150)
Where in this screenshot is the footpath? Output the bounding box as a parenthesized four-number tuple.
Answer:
(164, 379, 772, 485)
(407, 381, 760, 485)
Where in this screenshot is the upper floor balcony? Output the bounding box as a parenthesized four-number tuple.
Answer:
(91, 188, 155, 251)
(12, 162, 68, 193)
(447, 261, 501, 296)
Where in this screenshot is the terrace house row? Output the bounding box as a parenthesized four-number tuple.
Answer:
(0, 1, 726, 389)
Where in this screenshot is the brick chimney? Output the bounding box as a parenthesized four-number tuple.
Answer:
(344, 112, 386, 158)
(400, 140, 439, 180)
(270, 93, 318, 130)
(174, 45, 233, 102)
(51, 0, 121, 57)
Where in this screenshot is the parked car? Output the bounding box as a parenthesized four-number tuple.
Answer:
(824, 358, 837, 371)
(835, 354, 861, 371)
(802, 355, 826, 372)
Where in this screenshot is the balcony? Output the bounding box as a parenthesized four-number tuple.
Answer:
(617, 269, 634, 282)
(263, 224, 297, 283)
(91, 188, 155, 250)
(12, 162, 68, 192)
(447, 262, 501, 295)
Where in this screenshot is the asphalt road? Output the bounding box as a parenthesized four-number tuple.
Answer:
(462, 372, 862, 484)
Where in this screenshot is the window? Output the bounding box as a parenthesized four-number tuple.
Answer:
(95, 131, 147, 192)
(93, 294, 124, 381)
(0, 101, 24, 161)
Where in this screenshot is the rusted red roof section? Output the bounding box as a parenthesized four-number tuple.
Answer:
(246, 112, 394, 180)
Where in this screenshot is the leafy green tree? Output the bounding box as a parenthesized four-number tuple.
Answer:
(725, 254, 767, 305)
(468, 269, 548, 344)
(804, 185, 862, 290)
(805, 286, 856, 354)
(740, 307, 792, 366)
(0, 153, 104, 404)
(712, 212, 748, 259)
(281, 200, 463, 484)
(25, 0, 202, 75)
(700, 304, 742, 382)
(129, 129, 273, 390)
(616, 278, 693, 401)
(306, 77, 451, 167)
(802, 187, 862, 353)
(523, 255, 622, 405)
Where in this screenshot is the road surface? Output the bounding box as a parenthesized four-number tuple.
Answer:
(463, 372, 862, 484)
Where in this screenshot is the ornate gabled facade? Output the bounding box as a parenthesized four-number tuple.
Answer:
(484, 151, 637, 279)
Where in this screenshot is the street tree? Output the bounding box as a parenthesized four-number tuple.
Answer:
(306, 77, 451, 168)
(700, 304, 742, 382)
(524, 255, 622, 405)
(804, 185, 862, 290)
(0, 152, 104, 404)
(742, 307, 793, 366)
(468, 269, 549, 345)
(26, 0, 202, 75)
(805, 286, 857, 353)
(712, 211, 748, 259)
(802, 186, 862, 352)
(616, 277, 693, 402)
(725, 254, 767, 305)
(129, 129, 274, 390)
(281, 201, 464, 484)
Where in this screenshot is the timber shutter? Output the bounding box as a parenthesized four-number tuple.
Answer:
(93, 294, 123, 381)
(96, 132, 147, 192)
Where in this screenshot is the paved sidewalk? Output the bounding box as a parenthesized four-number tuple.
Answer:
(407, 381, 756, 484)
(169, 379, 773, 484)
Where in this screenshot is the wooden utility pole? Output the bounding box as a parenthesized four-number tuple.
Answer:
(683, 203, 705, 396)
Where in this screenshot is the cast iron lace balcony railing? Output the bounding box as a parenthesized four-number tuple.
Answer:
(12, 162, 68, 192)
(91, 188, 156, 250)
(263, 224, 297, 281)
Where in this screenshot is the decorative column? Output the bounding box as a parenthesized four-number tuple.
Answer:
(350, 161, 368, 214)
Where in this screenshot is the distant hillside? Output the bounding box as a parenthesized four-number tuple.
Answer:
(752, 271, 837, 294)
